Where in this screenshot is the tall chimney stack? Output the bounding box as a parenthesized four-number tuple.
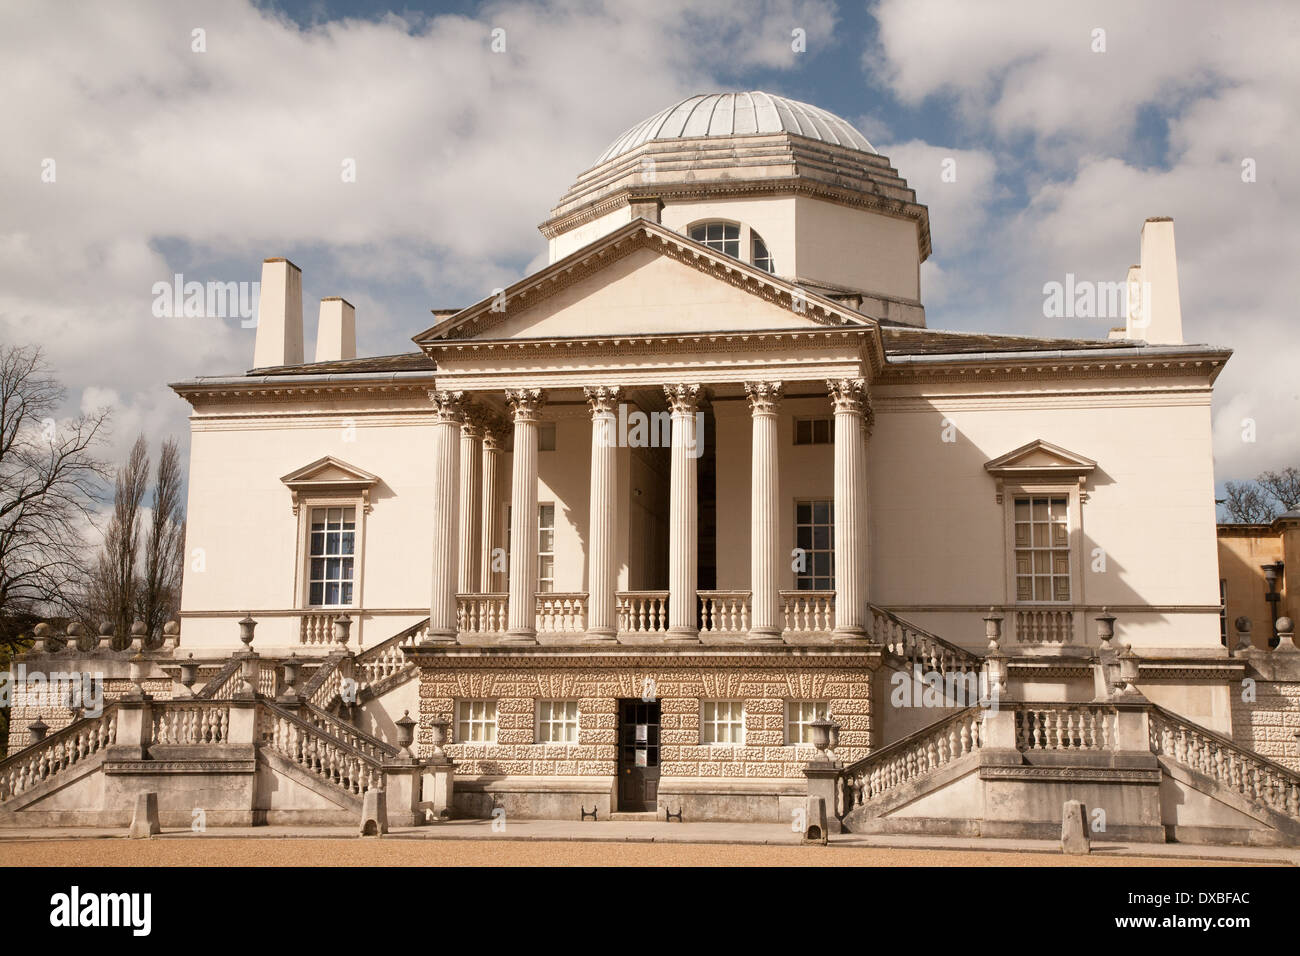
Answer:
(253, 258, 304, 369)
(315, 297, 357, 363)
(1128, 217, 1183, 344)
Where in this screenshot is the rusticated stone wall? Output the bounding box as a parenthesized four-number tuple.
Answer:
(415, 653, 874, 780)
(1231, 678, 1300, 773)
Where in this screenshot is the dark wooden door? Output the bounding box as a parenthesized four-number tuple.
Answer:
(618, 699, 661, 811)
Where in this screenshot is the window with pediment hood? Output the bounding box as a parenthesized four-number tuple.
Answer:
(281, 456, 379, 610)
(984, 440, 1096, 610)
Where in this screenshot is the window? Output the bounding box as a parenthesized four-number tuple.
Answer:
(538, 503, 555, 593)
(455, 700, 497, 743)
(794, 417, 831, 445)
(795, 499, 834, 590)
(1219, 579, 1228, 646)
(537, 700, 579, 743)
(785, 701, 830, 745)
(1013, 496, 1070, 602)
(700, 701, 745, 744)
(690, 221, 740, 259)
(751, 232, 775, 273)
(308, 507, 355, 606)
(505, 503, 557, 593)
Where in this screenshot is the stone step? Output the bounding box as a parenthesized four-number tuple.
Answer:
(608, 811, 662, 822)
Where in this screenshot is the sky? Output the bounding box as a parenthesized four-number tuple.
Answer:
(1, 0, 1297, 515)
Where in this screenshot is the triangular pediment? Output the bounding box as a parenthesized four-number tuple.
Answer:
(984, 440, 1096, 478)
(413, 219, 873, 344)
(280, 456, 379, 488)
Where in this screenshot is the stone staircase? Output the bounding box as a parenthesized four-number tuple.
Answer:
(832, 698, 1300, 845)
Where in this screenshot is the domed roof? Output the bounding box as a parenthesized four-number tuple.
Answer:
(595, 92, 875, 165)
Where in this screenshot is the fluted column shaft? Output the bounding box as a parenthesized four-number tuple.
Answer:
(665, 384, 703, 642)
(505, 389, 545, 643)
(478, 428, 504, 592)
(828, 379, 869, 641)
(457, 416, 483, 595)
(427, 390, 465, 642)
(746, 382, 783, 642)
(584, 386, 621, 642)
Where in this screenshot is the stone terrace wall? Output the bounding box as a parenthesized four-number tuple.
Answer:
(417, 656, 873, 779)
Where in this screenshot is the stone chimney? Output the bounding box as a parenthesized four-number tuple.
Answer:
(1126, 217, 1183, 344)
(315, 297, 356, 363)
(253, 258, 304, 369)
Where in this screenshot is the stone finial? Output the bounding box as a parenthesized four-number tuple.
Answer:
(28, 716, 49, 743)
(238, 614, 257, 648)
(396, 709, 416, 755)
(33, 622, 55, 654)
(983, 607, 1003, 653)
(130, 620, 147, 650)
(1095, 608, 1116, 647)
(333, 614, 353, 648)
(162, 620, 180, 650)
(179, 653, 199, 696)
(66, 622, 84, 651)
(1233, 615, 1253, 654)
(1276, 616, 1297, 654)
(98, 621, 115, 650)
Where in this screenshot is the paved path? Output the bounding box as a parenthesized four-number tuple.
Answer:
(1, 820, 1295, 866)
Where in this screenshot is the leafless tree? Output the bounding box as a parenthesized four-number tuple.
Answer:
(85, 436, 149, 646)
(137, 438, 185, 642)
(1221, 480, 1277, 524)
(1258, 466, 1300, 514)
(0, 343, 110, 644)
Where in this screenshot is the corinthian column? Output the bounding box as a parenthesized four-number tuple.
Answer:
(745, 382, 783, 643)
(478, 425, 505, 592)
(828, 379, 869, 642)
(457, 412, 484, 595)
(665, 384, 703, 643)
(584, 386, 621, 642)
(504, 388, 545, 644)
(427, 390, 465, 642)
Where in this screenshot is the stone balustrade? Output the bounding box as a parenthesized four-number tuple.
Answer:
(698, 591, 750, 635)
(151, 703, 230, 745)
(1150, 705, 1300, 818)
(0, 707, 118, 803)
(456, 593, 509, 636)
(1014, 703, 1117, 752)
(535, 593, 588, 634)
(780, 590, 834, 635)
(1010, 606, 1077, 645)
(355, 619, 427, 688)
(617, 591, 670, 635)
(841, 707, 984, 811)
(259, 705, 383, 796)
(869, 604, 982, 676)
(301, 704, 399, 762)
(299, 611, 339, 645)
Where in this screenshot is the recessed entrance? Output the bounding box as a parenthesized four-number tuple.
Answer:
(617, 698, 661, 812)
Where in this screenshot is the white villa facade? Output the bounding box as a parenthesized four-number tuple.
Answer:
(5, 93, 1299, 841)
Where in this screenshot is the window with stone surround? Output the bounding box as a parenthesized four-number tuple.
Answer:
(700, 700, 745, 745)
(795, 499, 834, 590)
(536, 700, 579, 744)
(1013, 495, 1070, 602)
(751, 232, 775, 273)
(785, 701, 830, 744)
(690, 220, 740, 258)
(455, 700, 497, 744)
(307, 506, 355, 607)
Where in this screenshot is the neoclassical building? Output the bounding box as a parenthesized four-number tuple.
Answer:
(5, 93, 1298, 841)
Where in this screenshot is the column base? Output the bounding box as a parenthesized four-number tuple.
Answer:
(666, 627, 700, 644)
(502, 630, 537, 645)
(581, 628, 617, 644)
(745, 627, 784, 644)
(831, 627, 869, 644)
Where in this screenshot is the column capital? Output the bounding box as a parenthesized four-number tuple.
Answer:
(481, 423, 508, 452)
(744, 381, 784, 415)
(821, 379, 873, 421)
(505, 387, 546, 422)
(583, 385, 623, 415)
(663, 383, 704, 415)
(429, 389, 466, 424)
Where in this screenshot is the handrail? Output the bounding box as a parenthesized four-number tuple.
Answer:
(300, 702, 400, 760)
(840, 705, 985, 780)
(869, 604, 983, 674)
(196, 657, 243, 699)
(0, 703, 120, 803)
